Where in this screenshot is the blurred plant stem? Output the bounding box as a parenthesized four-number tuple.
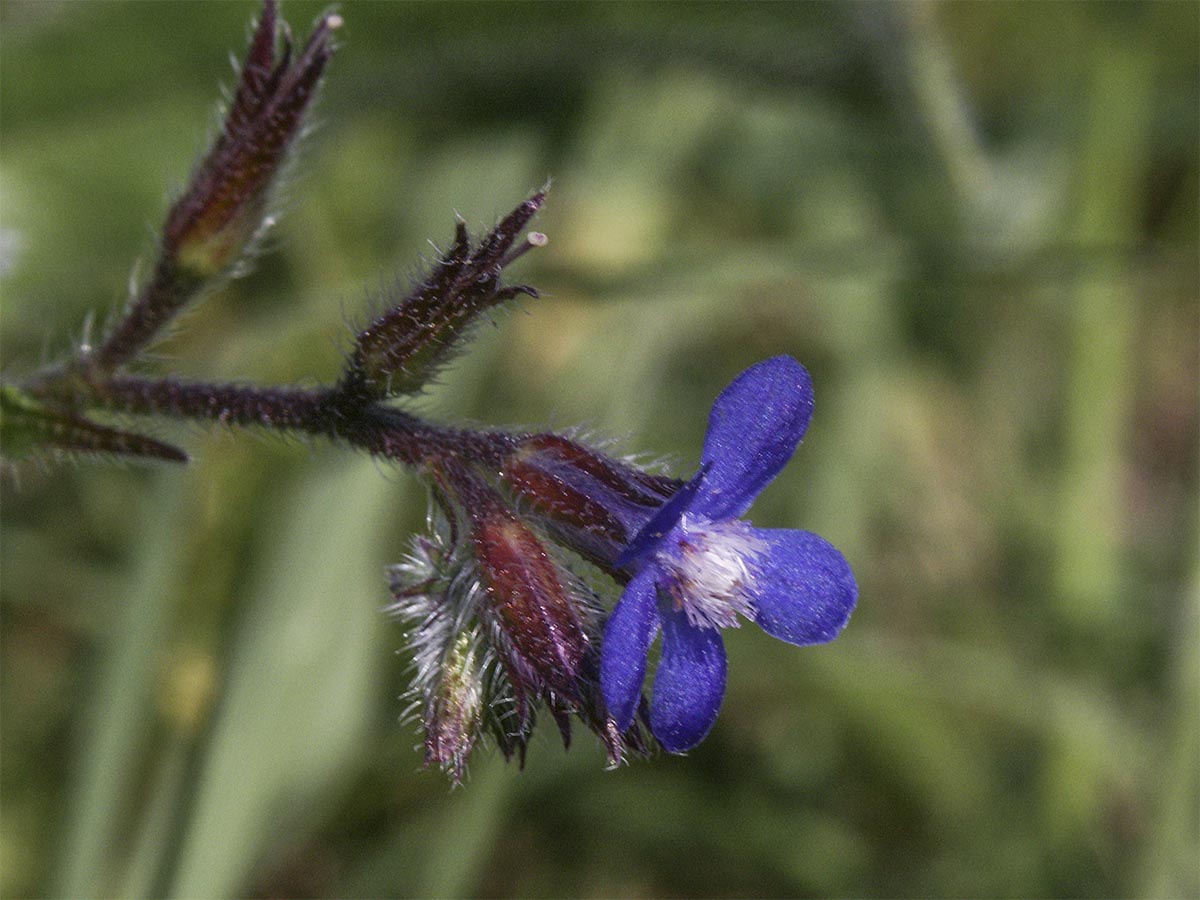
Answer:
(1137, 568, 1200, 897)
(118, 731, 194, 900)
(165, 459, 392, 898)
(902, 0, 991, 210)
(54, 475, 190, 899)
(1055, 24, 1154, 630)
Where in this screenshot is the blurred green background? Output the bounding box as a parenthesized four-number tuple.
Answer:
(1, 1, 1196, 897)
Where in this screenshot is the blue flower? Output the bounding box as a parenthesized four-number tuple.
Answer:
(600, 356, 857, 752)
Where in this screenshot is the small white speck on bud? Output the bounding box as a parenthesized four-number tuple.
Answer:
(499, 231, 548, 269)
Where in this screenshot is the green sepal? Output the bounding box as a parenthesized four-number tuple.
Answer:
(0, 383, 188, 465)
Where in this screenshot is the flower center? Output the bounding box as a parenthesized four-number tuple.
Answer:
(659, 514, 765, 630)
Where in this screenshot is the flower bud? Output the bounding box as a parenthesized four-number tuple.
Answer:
(389, 490, 655, 782)
(341, 193, 547, 401)
(472, 512, 589, 699)
(423, 630, 484, 782)
(388, 536, 487, 784)
(500, 433, 680, 568)
(162, 1, 339, 279)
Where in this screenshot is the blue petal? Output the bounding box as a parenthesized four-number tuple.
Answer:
(650, 607, 727, 752)
(695, 356, 814, 520)
(615, 464, 708, 569)
(600, 567, 661, 730)
(749, 529, 857, 645)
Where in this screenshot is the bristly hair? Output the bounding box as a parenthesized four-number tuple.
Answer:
(387, 502, 653, 781)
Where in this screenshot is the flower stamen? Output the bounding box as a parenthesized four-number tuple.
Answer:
(657, 514, 765, 630)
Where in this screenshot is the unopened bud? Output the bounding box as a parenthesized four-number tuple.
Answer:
(341, 191, 547, 401)
(424, 630, 484, 783)
(500, 433, 680, 568)
(473, 512, 589, 698)
(389, 534, 487, 784)
(163, 0, 337, 278)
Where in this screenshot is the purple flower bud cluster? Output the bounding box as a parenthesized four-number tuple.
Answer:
(386, 431, 677, 779)
(388, 502, 648, 781)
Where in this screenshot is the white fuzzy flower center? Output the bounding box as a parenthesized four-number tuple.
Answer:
(658, 514, 766, 630)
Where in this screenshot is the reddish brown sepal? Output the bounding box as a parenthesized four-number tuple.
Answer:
(503, 457, 629, 545)
(473, 512, 589, 698)
(513, 433, 676, 504)
(341, 191, 547, 400)
(499, 433, 683, 568)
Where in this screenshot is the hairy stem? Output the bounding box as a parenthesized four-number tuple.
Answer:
(36, 372, 517, 474)
(100, 377, 337, 433)
(83, 259, 204, 376)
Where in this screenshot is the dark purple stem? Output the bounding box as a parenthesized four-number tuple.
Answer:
(93, 375, 515, 470)
(83, 259, 203, 377)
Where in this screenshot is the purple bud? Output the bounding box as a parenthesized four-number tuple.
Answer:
(472, 511, 589, 699)
(163, 0, 339, 278)
(341, 192, 547, 401)
(500, 433, 681, 569)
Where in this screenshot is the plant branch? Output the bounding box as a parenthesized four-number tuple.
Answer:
(80, 259, 205, 379)
(34, 372, 518, 475)
(69, 0, 338, 380)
